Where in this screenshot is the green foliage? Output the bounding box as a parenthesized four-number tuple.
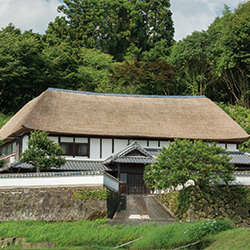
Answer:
(168, 31, 215, 96)
(159, 186, 250, 224)
(98, 58, 174, 95)
(0, 24, 83, 113)
(205, 228, 250, 250)
(0, 219, 234, 249)
(144, 139, 234, 190)
(168, 2, 250, 107)
(187, 219, 234, 242)
(46, 0, 174, 61)
(0, 113, 12, 129)
(73, 188, 113, 201)
(217, 102, 250, 152)
(20, 130, 66, 172)
(213, 1, 250, 108)
(77, 48, 114, 92)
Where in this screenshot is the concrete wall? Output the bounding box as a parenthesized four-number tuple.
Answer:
(0, 186, 119, 221)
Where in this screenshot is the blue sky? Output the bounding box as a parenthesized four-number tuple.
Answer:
(0, 0, 242, 41)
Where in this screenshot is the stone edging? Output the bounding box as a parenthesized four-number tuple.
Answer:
(153, 195, 178, 221)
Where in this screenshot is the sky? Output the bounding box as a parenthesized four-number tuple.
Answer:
(0, 0, 242, 41)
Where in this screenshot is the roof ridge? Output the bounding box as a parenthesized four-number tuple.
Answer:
(47, 88, 206, 99)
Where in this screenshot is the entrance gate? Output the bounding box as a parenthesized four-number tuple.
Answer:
(119, 165, 150, 195)
(128, 174, 143, 194)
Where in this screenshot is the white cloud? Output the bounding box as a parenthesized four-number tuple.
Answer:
(171, 0, 241, 41)
(0, 0, 62, 33)
(0, 0, 242, 41)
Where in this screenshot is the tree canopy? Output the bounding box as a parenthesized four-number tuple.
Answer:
(45, 0, 174, 61)
(144, 139, 235, 191)
(168, 2, 250, 107)
(21, 131, 66, 172)
(97, 58, 174, 95)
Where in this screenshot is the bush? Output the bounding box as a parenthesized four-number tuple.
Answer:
(73, 188, 113, 201)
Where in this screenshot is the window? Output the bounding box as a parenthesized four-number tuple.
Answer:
(75, 143, 88, 156)
(61, 143, 74, 156)
(60, 142, 88, 157)
(120, 173, 127, 184)
(0, 142, 16, 156)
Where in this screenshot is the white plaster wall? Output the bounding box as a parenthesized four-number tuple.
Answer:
(227, 144, 237, 151)
(114, 139, 128, 153)
(217, 143, 226, 149)
(74, 156, 88, 160)
(48, 136, 59, 143)
(0, 175, 104, 188)
(75, 138, 88, 143)
(102, 139, 112, 159)
(61, 137, 73, 143)
(22, 135, 29, 152)
(90, 138, 101, 159)
(65, 156, 74, 160)
(104, 174, 119, 192)
(231, 176, 250, 186)
(130, 140, 147, 147)
(149, 140, 159, 148)
(160, 141, 170, 148)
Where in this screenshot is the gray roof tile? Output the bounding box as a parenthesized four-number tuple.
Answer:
(113, 157, 155, 164)
(7, 160, 111, 171)
(227, 151, 250, 165)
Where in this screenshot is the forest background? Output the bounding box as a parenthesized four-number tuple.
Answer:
(0, 0, 249, 151)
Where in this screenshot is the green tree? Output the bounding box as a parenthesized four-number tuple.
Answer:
(98, 58, 174, 94)
(211, 2, 250, 107)
(216, 102, 250, 153)
(168, 31, 217, 97)
(21, 130, 66, 172)
(45, 0, 174, 61)
(77, 48, 114, 92)
(144, 139, 234, 191)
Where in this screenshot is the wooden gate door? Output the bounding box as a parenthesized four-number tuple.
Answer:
(128, 174, 143, 194)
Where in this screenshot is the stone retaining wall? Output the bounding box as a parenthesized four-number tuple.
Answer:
(0, 186, 118, 221)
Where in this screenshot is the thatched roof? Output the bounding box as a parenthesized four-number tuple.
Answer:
(1, 88, 249, 143)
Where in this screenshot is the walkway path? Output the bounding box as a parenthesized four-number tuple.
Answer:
(109, 195, 176, 226)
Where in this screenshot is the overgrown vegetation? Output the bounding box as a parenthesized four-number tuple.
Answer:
(0, 219, 234, 249)
(217, 103, 250, 152)
(204, 228, 250, 250)
(73, 188, 118, 201)
(0, 113, 12, 128)
(159, 186, 250, 226)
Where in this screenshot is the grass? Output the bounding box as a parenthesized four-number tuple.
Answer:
(0, 219, 234, 249)
(204, 228, 250, 250)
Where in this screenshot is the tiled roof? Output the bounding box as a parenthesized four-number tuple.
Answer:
(0, 171, 104, 178)
(112, 156, 155, 164)
(104, 142, 154, 164)
(144, 149, 250, 165)
(6, 160, 111, 172)
(227, 151, 250, 165)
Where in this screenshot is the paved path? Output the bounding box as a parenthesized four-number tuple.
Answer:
(108, 195, 176, 226)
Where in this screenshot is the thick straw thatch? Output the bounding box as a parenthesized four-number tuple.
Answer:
(1, 88, 249, 143)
